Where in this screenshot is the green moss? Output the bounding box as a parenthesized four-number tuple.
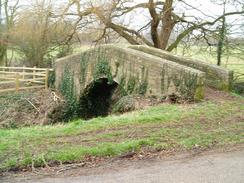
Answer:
(194, 85, 204, 101)
(161, 69, 165, 93)
(221, 82, 231, 91)
(118, 76, 128, 96)
(178, 73, 198, 100)
(80, 53, 88, 86)
(137, 66, 148, 95)
(172, 71, 182, 88)
(127, 76, 136, 94)
(138, 82, 148, 95)
(93, 57, 113, 84)
(113, 62, 120, 78)
(119, 76, 126, 89)
(167, 76, 171, 90)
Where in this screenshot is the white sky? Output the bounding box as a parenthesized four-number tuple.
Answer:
(11, 0, 243, 15)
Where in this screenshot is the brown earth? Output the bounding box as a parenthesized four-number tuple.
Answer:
(0, 87, 241, 128)
(0, 90, 64, 128)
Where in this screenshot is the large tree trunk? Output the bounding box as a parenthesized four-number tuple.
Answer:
(159, 0, 174, 50)
(148, 0, 160, 48)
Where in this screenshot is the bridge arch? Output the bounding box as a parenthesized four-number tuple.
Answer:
(78, 77, 122, 119)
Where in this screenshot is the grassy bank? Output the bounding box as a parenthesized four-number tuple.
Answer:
(0, 91, 243, 172)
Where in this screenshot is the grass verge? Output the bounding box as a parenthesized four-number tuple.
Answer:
(0, 96, 243, 172)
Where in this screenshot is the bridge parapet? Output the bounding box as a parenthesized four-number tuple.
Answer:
(55, 45, 206, 101)
(129, 45, 233, 91)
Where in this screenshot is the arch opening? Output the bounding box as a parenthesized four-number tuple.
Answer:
(78, 78, 122, 119)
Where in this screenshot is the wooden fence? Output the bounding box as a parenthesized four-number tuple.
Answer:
(0, 66, 53, 93)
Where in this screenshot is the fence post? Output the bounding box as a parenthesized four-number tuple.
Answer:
(33, 66, 36, 82)
(22, 65, 25, 79)
(45, 69, 49, 90)
(15, 73, 20, 92)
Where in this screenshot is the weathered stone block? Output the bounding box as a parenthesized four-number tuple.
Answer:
(129, 45, 233, 91)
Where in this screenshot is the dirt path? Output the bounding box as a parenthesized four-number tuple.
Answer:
(2, 146, 244, 183)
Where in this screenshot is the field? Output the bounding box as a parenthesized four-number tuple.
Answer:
(172, 45, 244, 82)
(0, 89, 243, 172)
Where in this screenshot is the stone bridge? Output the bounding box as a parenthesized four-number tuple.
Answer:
(55, 45, 233, 102)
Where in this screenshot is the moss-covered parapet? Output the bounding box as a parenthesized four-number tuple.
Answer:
(129, 45, 233, 91)
(55, 45, 206, 101)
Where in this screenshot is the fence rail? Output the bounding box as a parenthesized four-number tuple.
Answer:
(0, 66, 53, 93)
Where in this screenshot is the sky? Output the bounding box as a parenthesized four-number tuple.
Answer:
(9, 0, 243, 15)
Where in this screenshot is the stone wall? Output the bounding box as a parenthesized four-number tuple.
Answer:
(129, 45, 233, 91)
(55, 45, 206, 101)
(55, 53, 82, 97)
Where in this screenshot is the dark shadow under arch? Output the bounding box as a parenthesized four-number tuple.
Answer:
(78, 78, 119, 119)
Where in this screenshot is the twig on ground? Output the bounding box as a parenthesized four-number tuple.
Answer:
(41, 154, 50, 169)
(23, 98, 40, 114)
(51, 92, 64, 102)
(31, 158, 35, 173)
(0, 108, 6, 119)
(56, 162, 86, 174)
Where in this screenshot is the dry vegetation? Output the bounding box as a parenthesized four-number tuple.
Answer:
(0, 90, 64, 128)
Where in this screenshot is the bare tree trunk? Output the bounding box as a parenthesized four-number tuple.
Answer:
(0, 0, 2, 25)
(217, 0, 227, 66)
(217, 16, 226, 66)
(148, 0, 160, 48)
(159, 0, 175, 50)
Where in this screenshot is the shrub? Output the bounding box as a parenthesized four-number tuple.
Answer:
(59, 67, 78, 121)
(112, 95, 136, 113)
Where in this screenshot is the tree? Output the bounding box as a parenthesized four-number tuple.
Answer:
(9, 0, 78, 67)
(0, 0, 19, 66)
(204, 0, 244, 66)
(216, 1, 227, 66)
(63, 0, 244, 52)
